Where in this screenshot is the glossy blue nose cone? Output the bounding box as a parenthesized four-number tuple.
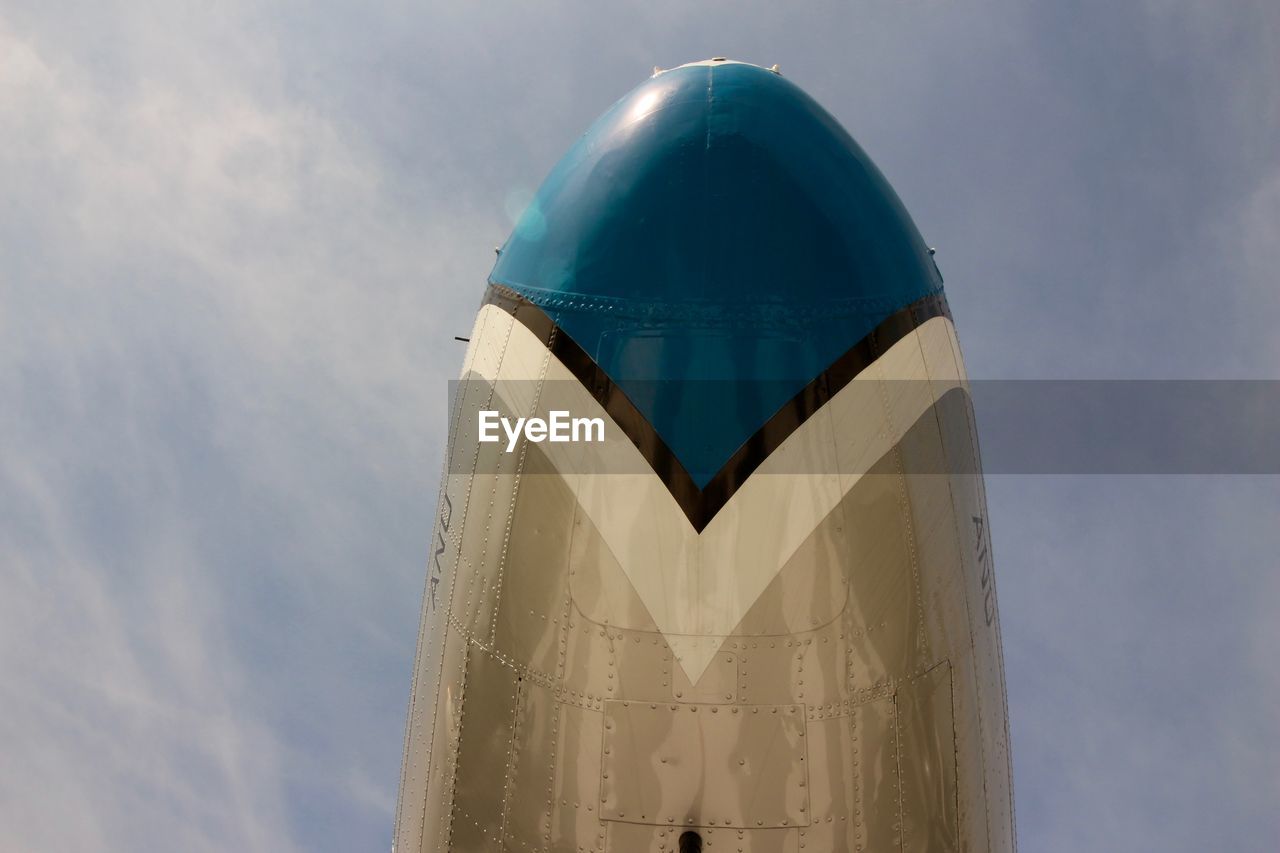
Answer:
(491, 60, 944, 486)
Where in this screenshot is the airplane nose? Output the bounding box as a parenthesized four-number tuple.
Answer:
(490, 59, 944, 485)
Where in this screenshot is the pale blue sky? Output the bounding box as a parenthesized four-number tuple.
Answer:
(1, 2, 1277, 850)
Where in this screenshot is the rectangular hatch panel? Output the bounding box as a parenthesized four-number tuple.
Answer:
(600, 700, 810, 829)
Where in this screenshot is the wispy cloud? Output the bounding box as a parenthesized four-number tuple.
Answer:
(0, 9, 489, 849)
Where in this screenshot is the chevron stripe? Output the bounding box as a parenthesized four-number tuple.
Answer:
(461, 303, 967, 682)
(484, 286, 951, 531)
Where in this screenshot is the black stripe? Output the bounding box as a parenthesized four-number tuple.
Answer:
(484, 285, 951, 532)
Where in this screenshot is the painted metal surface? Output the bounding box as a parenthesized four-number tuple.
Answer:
(491, 59, 943, 485)
(600, 701, 809, 829)
(395, 60, 1014, 852)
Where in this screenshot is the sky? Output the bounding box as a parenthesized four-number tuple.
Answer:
(1, 1, 1277, 851)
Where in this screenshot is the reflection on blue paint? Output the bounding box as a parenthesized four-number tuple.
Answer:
(491, 61, 944, 486)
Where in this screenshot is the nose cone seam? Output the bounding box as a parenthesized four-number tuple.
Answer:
(492, 62, 939, 315)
